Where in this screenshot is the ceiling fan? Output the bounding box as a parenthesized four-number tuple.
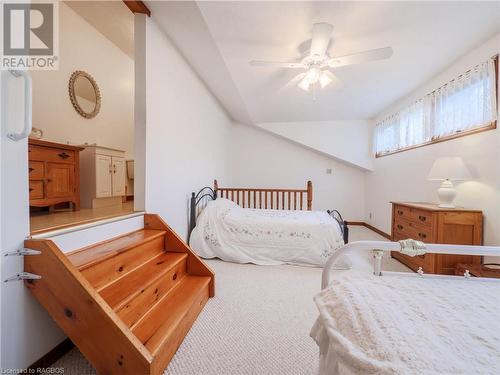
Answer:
(249, 23, 393, 92)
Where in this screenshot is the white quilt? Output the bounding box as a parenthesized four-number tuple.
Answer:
(311, 273, 500, 375)
(190, 198, 345, 266)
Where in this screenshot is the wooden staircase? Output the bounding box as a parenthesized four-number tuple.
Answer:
(24, 214, 214, 375)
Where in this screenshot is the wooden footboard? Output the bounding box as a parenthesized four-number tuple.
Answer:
(214, 180, 312, 210)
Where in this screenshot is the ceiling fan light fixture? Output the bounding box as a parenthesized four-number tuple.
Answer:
(298, 77, 310, 91)
(306, 67, 320, 84)
(319, 71, 333, 88)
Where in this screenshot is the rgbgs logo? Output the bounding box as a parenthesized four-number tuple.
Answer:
(1, 1, 58, 70)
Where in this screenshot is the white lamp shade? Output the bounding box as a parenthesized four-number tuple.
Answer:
(427, 157, 472, 181)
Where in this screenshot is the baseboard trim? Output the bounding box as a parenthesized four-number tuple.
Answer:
(345, 221, 364, 226)
(345, 221, 391, 240)
(28, 338, 74, 370)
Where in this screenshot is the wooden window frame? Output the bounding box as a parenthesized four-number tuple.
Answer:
(376, 55, 499, 158)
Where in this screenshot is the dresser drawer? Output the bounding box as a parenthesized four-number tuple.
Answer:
(392, 251, 435, 273)
(394, 204, 434, 227)
(29, 161, 45, 179)
(393, 218, 433, 242)
(29, 181, 44, 200)
(394, 205, 411, 220)
(408, 208, 433, 227)
(29, 145, 75, 164)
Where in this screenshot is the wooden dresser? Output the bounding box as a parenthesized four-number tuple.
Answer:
(391, 202, 483, 275)
(28, 139, 83, 211)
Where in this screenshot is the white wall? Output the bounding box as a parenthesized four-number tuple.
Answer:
(229, 123, 366, 220)
(366, 34, 500, 250)
(30, 3, 134, 158)
(144, 17, 234, 240)
(257, 120, 373, 170)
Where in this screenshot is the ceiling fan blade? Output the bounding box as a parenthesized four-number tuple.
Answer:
(326, 47, 393, 68)
(250, 60, 306, 69)
(310, 23, 334, 62)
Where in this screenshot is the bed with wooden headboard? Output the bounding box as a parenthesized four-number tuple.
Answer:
(188, 180, 348, 266)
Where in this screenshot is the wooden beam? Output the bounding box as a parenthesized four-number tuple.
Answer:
(123, 1, 151, 17)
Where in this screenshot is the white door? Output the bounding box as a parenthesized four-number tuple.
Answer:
(112, 156, 126, 196)
(1, 71, 64, 369)
(95, 154, 112, 198)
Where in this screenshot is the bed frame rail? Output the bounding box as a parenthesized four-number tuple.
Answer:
(214, 180, 313, 211)
(322, 240, 500, 289)
(327, 209, 349, 244)
(188, 186, 217, 241)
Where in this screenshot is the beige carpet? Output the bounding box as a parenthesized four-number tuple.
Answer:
(50, 226, 408, 374)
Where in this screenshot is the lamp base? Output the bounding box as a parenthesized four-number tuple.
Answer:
(437, 180, 456, 209)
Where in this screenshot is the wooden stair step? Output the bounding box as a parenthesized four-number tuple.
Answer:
(68, 229, 166, 289)
(132, 275, 210, 356)
(68, 229, 166, 269)
(116, 256, 187, 328)
(99, 252, 187, 312)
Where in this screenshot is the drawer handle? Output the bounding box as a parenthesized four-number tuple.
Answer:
(418, 215, 427, 222)
(57, 152, 70, 160)
(29, 167, 34, 172)
(418, 232, 427, 239)
(29, 188, 34, 192)
(397, 210, 404, 215)
(397, 224, 403, 230)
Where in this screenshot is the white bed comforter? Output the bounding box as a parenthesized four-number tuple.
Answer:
(190, 198, 345, 266)
(311, 273, 500, 375)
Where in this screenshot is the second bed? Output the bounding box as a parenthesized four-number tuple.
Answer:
(189, 180, 349, 267)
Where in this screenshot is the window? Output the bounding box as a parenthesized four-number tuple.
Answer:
(374, 56, 498, 157)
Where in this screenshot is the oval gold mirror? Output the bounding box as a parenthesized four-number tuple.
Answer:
(69, 71, 101, 119)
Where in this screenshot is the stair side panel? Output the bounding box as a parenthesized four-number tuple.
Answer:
(24, 239, 152, 375)
(149, 278, 210, 375)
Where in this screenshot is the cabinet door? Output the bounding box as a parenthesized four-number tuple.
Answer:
(95, 155, 112, 198)
(45, 162, 75, 198)
(111, 157, 126, 197)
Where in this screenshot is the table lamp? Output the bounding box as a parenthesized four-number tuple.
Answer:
(428, 157, 471, 208)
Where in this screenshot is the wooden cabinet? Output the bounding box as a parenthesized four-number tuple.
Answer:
(80, 146, 127, 208)
(391, 202, 483, 275)
(28, 139, 83, 210)
(111, 157, 126, 196)
(95, 154, 113, 198)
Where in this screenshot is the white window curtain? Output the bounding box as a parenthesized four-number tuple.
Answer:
(374, 114, 400, 155)
(399, 99, 431, 149)
(431, 59, 497, 139)
(374, 57, 497, 156)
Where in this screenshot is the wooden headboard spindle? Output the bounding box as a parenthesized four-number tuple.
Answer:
(213, 180, 312, 211)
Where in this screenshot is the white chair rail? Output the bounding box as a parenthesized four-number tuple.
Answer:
(322, 240, 500, 289)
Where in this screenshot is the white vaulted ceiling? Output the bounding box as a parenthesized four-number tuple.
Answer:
(147, 1, 500, 125)
(66, 1, 134, 59)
